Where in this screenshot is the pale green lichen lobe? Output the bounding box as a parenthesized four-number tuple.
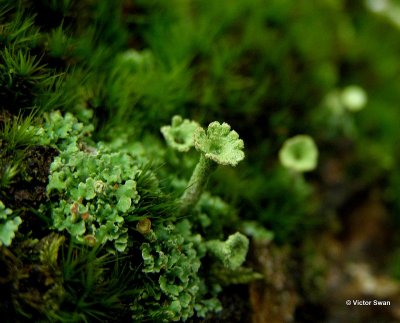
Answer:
(206, 232, 249, 270)
(0, 201, 22, 247)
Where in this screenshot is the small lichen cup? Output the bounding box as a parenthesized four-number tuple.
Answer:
(160, 115, 200, 152)
(179, 121, 245, 214)
(279, 135, 318, 173)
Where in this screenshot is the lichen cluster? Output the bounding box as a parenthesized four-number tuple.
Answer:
(133, 220, 221, 321)
(7, 110, 252, 322)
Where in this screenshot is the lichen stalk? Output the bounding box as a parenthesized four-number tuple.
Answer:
(180, 154, 216, 214)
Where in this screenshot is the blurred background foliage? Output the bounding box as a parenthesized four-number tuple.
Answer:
(2, 0, 400, 321)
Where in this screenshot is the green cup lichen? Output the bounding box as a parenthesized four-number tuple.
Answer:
(161, 115, 200, 152)
(179, 121, 245, 214)
(279, 135, 319, 172)
(194, 121, 245, 167)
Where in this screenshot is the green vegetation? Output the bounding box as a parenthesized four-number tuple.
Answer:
(0, 201, 21, 246)
(2, 0, 400, 321)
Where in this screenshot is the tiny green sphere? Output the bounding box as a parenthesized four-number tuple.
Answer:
(279, 135, 318, 172)
(341, 85, 367, 112)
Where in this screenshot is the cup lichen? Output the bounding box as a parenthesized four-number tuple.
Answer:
(161, 115, 200, 152)
(279, 135, 318, 172)
(179, 121, 245, 214)
(194, 121, 245, 166)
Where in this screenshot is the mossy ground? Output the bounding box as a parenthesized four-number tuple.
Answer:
(2, 0, 400, 322)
